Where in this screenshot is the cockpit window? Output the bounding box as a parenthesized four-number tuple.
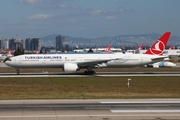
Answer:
(7, 59, 12, 61)
(3, 58, 11, 62)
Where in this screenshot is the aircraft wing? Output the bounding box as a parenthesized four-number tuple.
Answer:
(77, 58, 117, 68)
(150, 56, 167, 63)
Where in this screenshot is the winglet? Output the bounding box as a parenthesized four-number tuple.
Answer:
(145, 32, 171, 55)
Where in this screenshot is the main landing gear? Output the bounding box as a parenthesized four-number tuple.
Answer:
(84, 70, 96, 75)
(84, 66, 96, 75)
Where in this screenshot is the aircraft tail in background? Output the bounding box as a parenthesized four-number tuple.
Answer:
(7, 49, 12, 54)
(145, 32, 171, 55)
(104, 45, 112, 53)
(169, 46, 175, 50)
(138, 44, 144, 50)
(6, 49, 13, 57)
(36, 50, 40, 54)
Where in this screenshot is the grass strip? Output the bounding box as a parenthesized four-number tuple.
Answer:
(0, 76, 180, 99)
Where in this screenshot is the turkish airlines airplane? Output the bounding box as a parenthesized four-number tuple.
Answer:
(145, 61, 176, 68)
(104, 45, 112, 53)
(104, 32, 173, 68)
(138, 44, 144, 50)
(0, 49, 13, 59)
(169, 46, 175, 50)
(5, 32, 170, 74)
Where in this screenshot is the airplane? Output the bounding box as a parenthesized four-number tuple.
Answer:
(6, 49, 13, 57)
(4, 32, 170, 75)
(104, 45, 112, 53)
(0, 49, 13, 59)
(108, 33, 174, 68)
(145, 61, 176, 68)
(95, 32, 171, 68)
(73, 47, 121, 53)
(36, 50, 40, 54)
(169, 46, 175, 50)
(138, 44, 144, 50)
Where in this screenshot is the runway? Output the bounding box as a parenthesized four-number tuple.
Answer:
(0, 71, 180, 77)
(0, 99, 180, 120)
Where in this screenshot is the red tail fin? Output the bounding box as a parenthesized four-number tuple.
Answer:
(36, 50, 40, 54)
(104, 45, 112, 53)
(169, 46, 174, 50)
(138, 44, 144, 50)
(8, 49, 12, 54)
(145, 32, 171, 55)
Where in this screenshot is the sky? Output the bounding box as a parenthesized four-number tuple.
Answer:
(0, 0, 180, 39)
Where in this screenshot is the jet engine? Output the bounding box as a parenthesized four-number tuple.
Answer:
(63, 63, 79, 72)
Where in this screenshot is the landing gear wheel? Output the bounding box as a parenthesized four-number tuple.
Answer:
(84, 70, 96, 75)
(84, 70, 88, 74)
(90, 71, 96, 74)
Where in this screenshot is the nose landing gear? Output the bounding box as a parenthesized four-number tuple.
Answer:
(16, 68, 20, 75)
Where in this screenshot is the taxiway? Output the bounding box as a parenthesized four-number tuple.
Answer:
(0, 99, 180, 120)
(0, 71, 180, 77)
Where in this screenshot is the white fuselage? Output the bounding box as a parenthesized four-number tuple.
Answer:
(5, 53, 166, 69)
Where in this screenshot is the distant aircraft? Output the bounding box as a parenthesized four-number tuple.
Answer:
(138, 44, 144, 50)
(0, 49, 13, 58)
(0, 49, 13, 61)
(145, 61, 176, 68)
(104, 45, 112, 53)
(6, 49, 13, 57)
(4, 32, 170, 75)
(36, 50, 40, 54)
(169, 46, 175, 50)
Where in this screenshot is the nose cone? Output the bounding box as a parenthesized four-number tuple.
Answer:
(164, 62, 177, 67)
(4, 61, 10, 66)
(4, 59, 12, 66)
(171, 63, 177, 67)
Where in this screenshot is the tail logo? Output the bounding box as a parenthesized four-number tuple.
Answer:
(150, 40, 165, 55)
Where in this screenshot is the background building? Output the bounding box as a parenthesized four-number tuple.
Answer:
(8, 38, 16, 50)
(25, 38, 41, 51)
(56, 35, 63, 52)
(0, 39, 9, 50)
(8, 38, 24, 51)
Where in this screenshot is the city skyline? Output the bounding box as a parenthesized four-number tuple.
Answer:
(0, 0, 180, 39)
(0, 38, 40, 51)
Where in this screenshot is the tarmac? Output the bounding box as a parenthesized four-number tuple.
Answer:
(0, 99, 180, 120)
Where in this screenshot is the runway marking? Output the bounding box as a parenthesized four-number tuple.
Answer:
(1, 72, 180, 77)
(101, 101, 180, 104)
(0, 114, 180, 118)
(111, 110, 180, 113)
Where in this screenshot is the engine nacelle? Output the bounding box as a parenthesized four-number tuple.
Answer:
(63, 63, 79, 72)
